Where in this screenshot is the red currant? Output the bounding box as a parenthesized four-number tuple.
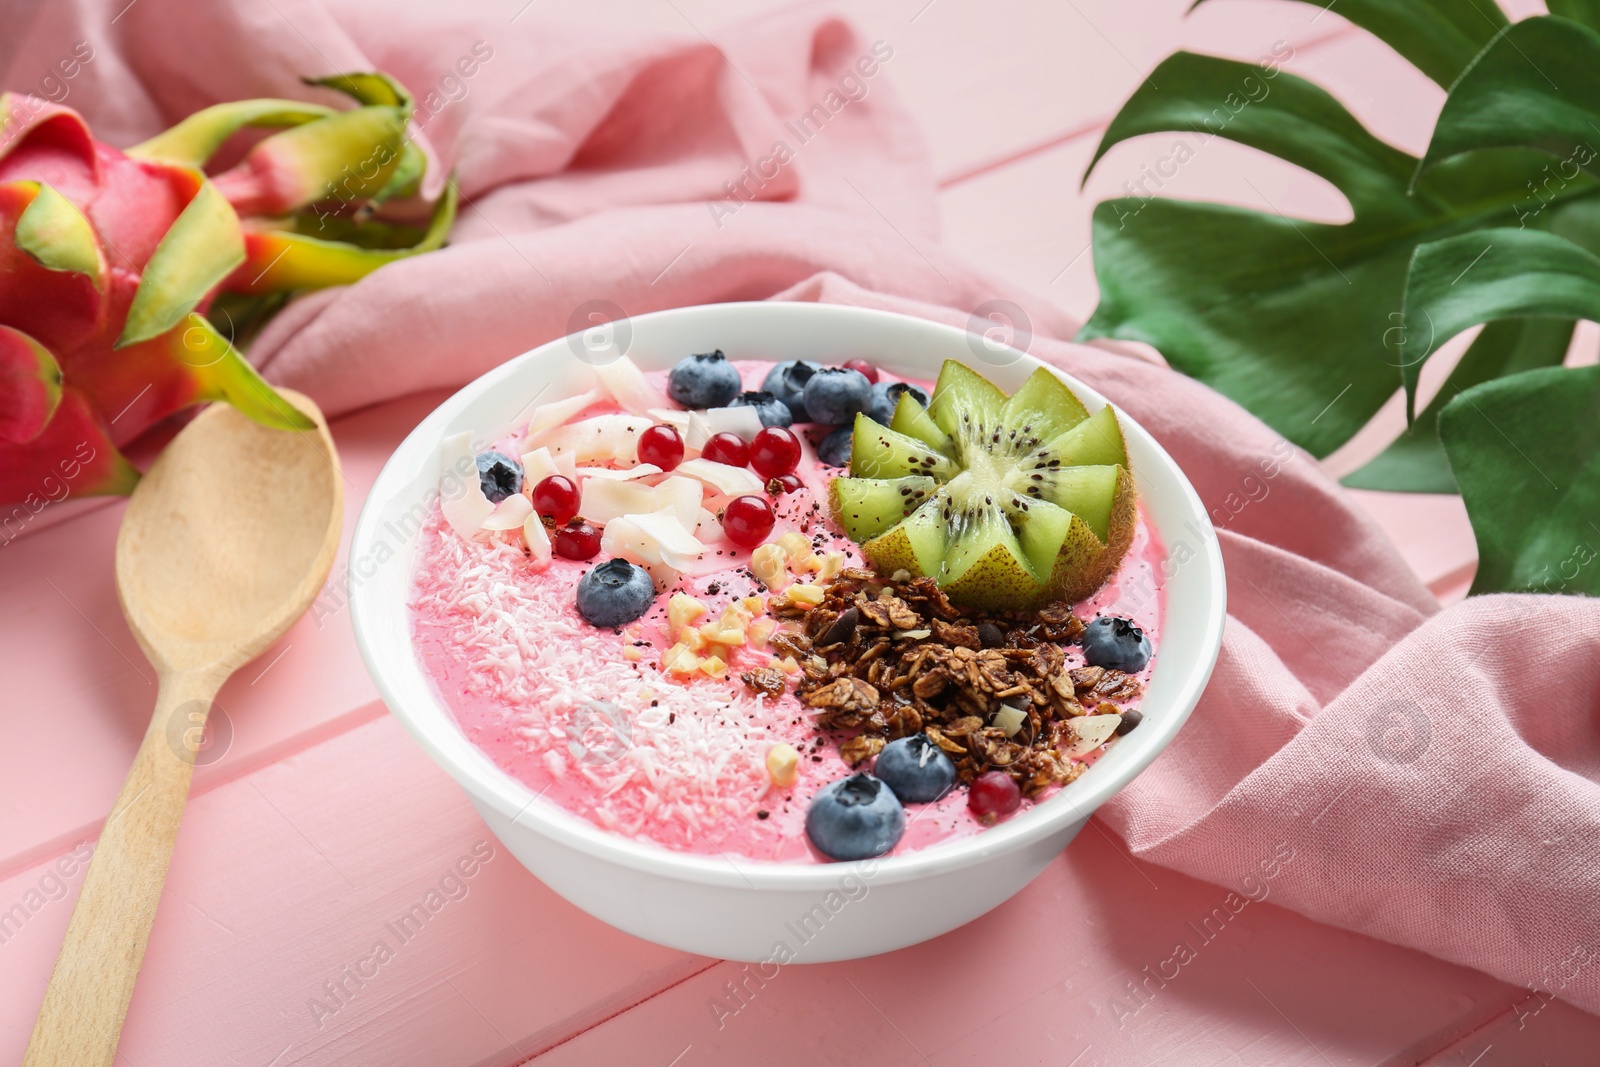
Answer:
(749, 426, 801, 478)
(843, 358, 879, 384)
(553, 519, 602, 560)
(968, 771, 1021, 824)
(701, 432, 749, 468)
(637, 424, 684, 471)
(722, 495, 775, 548)
(532, 475, 580, 524)
(768, 473, 804, 495)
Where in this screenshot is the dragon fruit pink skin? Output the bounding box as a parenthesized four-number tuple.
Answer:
(0, 73, 454, 516)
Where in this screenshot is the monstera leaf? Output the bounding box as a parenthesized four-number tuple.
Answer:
(1083, 5, 1600, 595)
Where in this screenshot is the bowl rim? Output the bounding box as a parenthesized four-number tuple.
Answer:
(350, 301, 1226, 889)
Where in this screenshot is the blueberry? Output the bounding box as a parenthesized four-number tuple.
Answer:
(575, 558, 657, 627)
(762, 360, 821, 421)
(729, 390, 793, 428)
(1080, 616, 1152, 673)
(802, 367, 872, 425)
(866, 381, 930, 425)
(805, 773, 905, 861)
(475, 451, 523, 503)
(873, 734, 956, 803)
(817, 425, 852, 467)
(667, 350, 741, 409)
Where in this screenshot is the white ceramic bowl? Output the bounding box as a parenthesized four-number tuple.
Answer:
(350, 301, 1225, 962)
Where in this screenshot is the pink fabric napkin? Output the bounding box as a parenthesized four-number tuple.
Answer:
(15, 0, 1598, 1016)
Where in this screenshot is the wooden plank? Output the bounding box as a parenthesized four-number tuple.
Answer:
(0, 716, 708, 1067)
(525, 826, 1600, 1066)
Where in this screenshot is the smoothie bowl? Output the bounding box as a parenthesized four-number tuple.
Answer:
(350, 302, 1225, 961)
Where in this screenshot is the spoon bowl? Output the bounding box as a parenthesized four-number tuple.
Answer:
(116, 389, 343, 674)
(24, 389, 341, 1067)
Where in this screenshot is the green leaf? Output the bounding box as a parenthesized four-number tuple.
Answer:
(1195, 0, 1506, 88)
(1085, 54, 1415, 214)
(1394, 228, 1600, 414)
(1082, 198, 1414, 456)
(1420, 17, 1600, 183)
(1080, 143, 1574, 456)
(1548, 0, 1600, 32)
(1343, 317, 1573, 491)
(1440, 365, 1600, 595)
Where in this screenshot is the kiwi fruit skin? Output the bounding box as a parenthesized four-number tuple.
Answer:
(830, 361, 1138, 610)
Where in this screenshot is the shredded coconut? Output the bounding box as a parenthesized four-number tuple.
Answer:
(410, 507, 789, 852)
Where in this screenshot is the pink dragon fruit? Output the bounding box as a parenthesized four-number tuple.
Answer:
(0, 72, 454, 520)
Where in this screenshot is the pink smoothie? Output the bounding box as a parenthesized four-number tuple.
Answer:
(409, 362, 1166, 864)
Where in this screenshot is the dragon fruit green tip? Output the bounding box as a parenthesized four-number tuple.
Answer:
(0, 70, 455, 516)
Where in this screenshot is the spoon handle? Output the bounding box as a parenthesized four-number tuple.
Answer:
(23, 669, 220, 1067)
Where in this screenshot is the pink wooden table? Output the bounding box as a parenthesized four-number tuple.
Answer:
(4, 1, 1594, 1064)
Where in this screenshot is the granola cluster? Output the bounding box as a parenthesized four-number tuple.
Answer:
(749, 568, 1143, 797)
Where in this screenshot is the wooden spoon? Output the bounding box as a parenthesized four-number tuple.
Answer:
(23, 389, 342, 1067)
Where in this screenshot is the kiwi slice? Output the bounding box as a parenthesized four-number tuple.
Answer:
(830, 475, 938, 542)
(829, 360, 1137, 610)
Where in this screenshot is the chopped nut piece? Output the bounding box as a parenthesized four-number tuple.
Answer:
(818, 551, 847, 580)
(743, 595, 765, 613)
(890, 569, 912, 582)
(668, 593, 708, 633)
(993, 704, 1027, 737)
(700, 655, 728, 679)
(700, 620, 746, 647)
(622, 645, 642, 662)
(778, 656, 801, 675)
(766, 743, 800, 787)
(776, 531, 811, 561)
(749, 617, 778, 648)
(751, 543, 789, 589)
(663, 643, 700, 675)
(787, 583, 825, 607)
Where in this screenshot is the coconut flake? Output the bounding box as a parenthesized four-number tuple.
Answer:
(594, 355, 671, 415)
(522, 513, 552, 570)
(521, 445, 575, 486)
(531, 414, 653, 465)
(701, 406, 764, 442)
(581, 479, 659, 524)
(653, 475, 704, 528)
(523, 388, 601, 438)
(630, 508, 707, 568)
(482, 493, 533, 530)
(573, 464, 663, 481)
(675, 457, 764, 496)
(694, 507, 727, 545)
(441, 432, 495, 538)
(648, 407, 692, 430)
